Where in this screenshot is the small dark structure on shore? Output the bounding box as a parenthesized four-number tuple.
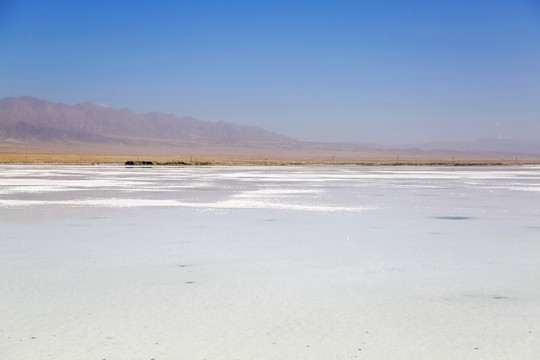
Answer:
(125, 160, 154, 166)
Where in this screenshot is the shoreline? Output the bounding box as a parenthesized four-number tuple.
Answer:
(122, 160, 539, 166)
(1, 157, 539, 167)
(1, 152, 539, 166)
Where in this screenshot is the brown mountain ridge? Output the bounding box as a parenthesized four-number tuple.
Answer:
(0, 96, 293, 144)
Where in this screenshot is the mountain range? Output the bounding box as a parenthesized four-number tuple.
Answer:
(0, 96, 292, 145)
(402, 138, 540, 157)
(1, 96, 539, 161)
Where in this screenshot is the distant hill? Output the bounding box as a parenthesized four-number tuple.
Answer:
(405, 138, 540, 157)
(0, 96, 293, 144)
(1, 96, 539, 162)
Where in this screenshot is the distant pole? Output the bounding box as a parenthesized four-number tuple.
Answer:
(396, 155, 399, 162)
(515, 156, 518, 165)
(452, 156, 455, 164)
(332, 155, 335, 162)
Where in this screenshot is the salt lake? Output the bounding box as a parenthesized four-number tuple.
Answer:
(1, 165, 539, 359)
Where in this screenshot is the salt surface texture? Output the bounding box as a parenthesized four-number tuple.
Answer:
(1, 165, 539, 359)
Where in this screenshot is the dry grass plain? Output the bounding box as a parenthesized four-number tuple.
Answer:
(1, 152, 538, 166)
(1, 140, 539, 165)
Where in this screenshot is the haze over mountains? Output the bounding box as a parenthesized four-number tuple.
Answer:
(0, 96, 539, 161)
(0, 96, 291, 144)
(402, 138, 540, 157)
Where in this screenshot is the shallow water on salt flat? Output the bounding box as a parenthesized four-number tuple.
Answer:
(1, 165, 540, 360)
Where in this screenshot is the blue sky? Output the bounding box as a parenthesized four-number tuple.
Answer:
(1, 0, 539, 145)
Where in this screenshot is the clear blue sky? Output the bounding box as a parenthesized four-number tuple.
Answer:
(1, 0, 539, 145)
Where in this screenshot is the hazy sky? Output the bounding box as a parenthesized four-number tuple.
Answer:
(1, 0, 539, 145)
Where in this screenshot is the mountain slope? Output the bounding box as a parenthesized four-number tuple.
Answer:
(407, 138, 540, 157)
(0, 96, 293, 144)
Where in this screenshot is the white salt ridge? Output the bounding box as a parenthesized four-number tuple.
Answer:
(210, 198, 367, 212)
(0, 178, 149, 187)
(233, 189, 322, 197)
(0, 185, 75, 194)
(500, 186, 540, 192)
(0, 197, 367, 211)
